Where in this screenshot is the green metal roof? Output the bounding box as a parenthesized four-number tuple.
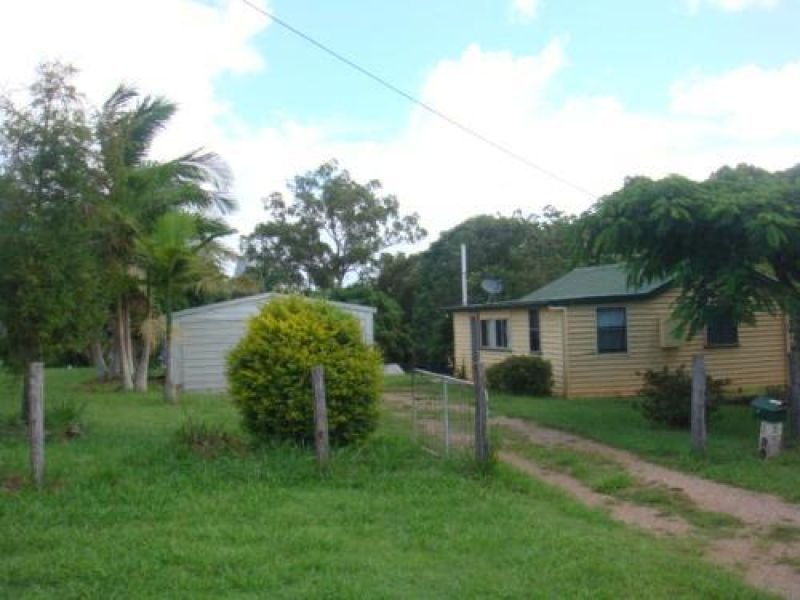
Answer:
(517, 264, 671, 305)
(449, 264, 671, 312)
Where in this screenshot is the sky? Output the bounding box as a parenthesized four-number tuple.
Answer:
(2, 0, 800, 253)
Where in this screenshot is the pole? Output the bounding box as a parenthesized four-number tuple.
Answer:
(691, 354, 707, 454)
(29, 362, 45, 488)
(474, 363, 490, 464)
(311, 365, 330, 466)
(789, 350, 800, 443)
(461, 243, 468, 306)
(470, 317, 489, 463)
(443, 379, 450, 455)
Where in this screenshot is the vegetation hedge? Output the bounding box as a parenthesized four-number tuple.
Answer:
(227, 296, 382, 446)
(636, 366, 725, 429)
(486, 355, 553, 396)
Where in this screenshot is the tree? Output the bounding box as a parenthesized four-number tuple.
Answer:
(579, 165, 800, 336)
(95, 85, 235, 391)
(138, 211, 233, 402)
(411, 209, 577, 370)
(374, 252, 419, 327)
(579, 164, 800, 440)
(0, 62, 106, 417)
(327, 285, 412, 366)
(242, 160, 426, 289)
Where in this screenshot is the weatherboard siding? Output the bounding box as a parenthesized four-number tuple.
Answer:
(452, 309, 564, 393)
(565, 288, 788, 397)
(539, 308, 565, 396)
(452, 287, 788, 398)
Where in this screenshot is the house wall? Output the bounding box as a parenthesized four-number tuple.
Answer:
(451, 287, 788, 398)
(452, 307, 564, 395)
(565, 288, 788, 397)
(172, 295, 376, 392)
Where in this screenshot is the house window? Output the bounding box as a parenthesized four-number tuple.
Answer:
(707, 314, 738, 347)
(480, 318, 509, 349)
(529, 309, 541, 352)
(597, 307, 627, 353)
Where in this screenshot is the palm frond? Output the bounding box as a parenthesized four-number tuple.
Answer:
(125, 96, 177, 166)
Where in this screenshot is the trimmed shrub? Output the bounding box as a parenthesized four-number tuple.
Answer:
(636, 366, 726, 429)
(227, 296, 382, 446)
(486, 355, 553, 396)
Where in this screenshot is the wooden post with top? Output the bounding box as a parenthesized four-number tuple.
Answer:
(29, 362, 45, 488)
(691, 354, 707, 454)
(311, 365, 330, 466)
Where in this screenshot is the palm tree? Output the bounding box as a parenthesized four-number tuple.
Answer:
(95, 85, 235, 391)
(138, 211, 234, 402)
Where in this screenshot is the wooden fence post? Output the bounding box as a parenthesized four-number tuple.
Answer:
(29, 362, 45, 488)
(474, 363, 490, 464)
(469, 316, 490, 464)
(691, 354, 707, 454)
(789, 350, 800, 443)
(311, 365, 330, 466)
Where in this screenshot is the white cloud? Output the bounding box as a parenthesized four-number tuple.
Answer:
(671, 62, 800, 138)
(510, 0, 539, 22)
(0, 0, 268, 164)
(686, 0, 779, 13)
(2, 2, 799, 256)
(222, 40, 800, 247)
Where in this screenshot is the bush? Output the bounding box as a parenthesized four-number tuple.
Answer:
(636, 366, 726, 429)
(486, 355, 553, 396)
(227, 296, 382, 446)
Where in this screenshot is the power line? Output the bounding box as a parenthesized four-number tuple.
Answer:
(239, 0, 597, 199)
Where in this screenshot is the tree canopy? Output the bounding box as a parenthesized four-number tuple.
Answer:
(579, 164, 800, 336)
(0, 63, 106, 369)
(242, 160, 426, 289)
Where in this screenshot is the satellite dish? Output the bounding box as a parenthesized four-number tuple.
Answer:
(481, 278, 504, 301)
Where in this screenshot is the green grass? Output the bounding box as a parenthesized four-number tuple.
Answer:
(502, 430, 740, 535)
(0, 369, 767, 598)
(764, 524, 800, 544)
(491, 391, 800, 503)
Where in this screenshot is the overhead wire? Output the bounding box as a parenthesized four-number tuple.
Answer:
(239, 0, 598, 199)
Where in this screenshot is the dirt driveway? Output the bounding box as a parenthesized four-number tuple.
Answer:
(494, 416, 800, 599)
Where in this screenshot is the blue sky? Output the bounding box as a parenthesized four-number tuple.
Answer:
(220, 1, 800, 134)
(3, 0, 800, 246)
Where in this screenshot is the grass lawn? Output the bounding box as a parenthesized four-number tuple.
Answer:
(490, 389, 800, 503)
(0, 369, 766, 598)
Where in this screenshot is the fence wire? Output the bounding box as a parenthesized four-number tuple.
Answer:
(406, 369, 482, 456)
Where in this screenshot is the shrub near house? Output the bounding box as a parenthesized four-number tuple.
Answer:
(487, 355, 553, 396)
(227, 296, 382, 446)
(636, 366, 725, 429)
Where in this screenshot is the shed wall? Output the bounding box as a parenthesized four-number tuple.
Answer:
(172, 296, 375, 392)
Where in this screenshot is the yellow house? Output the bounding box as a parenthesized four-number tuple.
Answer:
(452, 264, 789, 398)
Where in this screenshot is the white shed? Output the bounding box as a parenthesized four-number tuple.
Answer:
(170, 294, 376, 392)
